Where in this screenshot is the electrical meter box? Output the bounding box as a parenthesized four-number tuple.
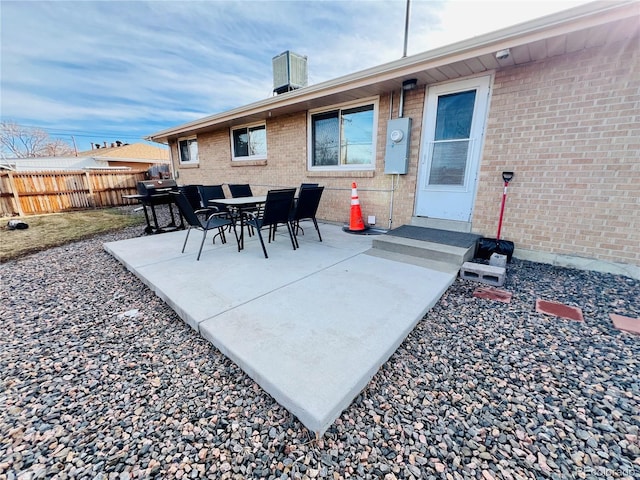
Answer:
(384, 117, 412, 174)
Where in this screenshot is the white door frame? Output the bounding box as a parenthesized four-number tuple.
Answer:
(415, 75, 492, 222)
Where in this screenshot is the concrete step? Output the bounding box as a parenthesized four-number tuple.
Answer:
(371, 235, 476, 266)
(410, 216, 472, 233)
(364, 248, 462, 276)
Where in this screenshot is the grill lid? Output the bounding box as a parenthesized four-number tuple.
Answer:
(136, 179, 177, 196)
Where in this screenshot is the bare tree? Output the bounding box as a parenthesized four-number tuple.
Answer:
(41, 138, 76, 157)
(0, 122, 75, 158)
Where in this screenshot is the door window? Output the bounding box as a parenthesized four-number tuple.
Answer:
(428, 90, 476, 186)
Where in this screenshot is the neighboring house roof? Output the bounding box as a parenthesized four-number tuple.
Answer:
(0, 156, 114, 171)
(148, 0, 639, 144)
(76, 142, 170, 164)
(0, 143, 170, 171)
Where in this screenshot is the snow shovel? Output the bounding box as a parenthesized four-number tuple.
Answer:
(477, 171, 515, 261)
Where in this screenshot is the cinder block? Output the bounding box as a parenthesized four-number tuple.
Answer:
(489, 253, 507, 268)
(460, 262, 506, 287)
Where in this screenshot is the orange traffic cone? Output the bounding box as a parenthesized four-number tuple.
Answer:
(348, 182, 366, 231)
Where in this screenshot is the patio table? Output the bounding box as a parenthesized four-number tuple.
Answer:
(209, 195, 267, 250)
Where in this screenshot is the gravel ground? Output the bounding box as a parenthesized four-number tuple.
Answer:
(1, 211, 639, 480)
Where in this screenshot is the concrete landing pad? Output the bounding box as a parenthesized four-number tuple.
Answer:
(104, 223, 455, 435)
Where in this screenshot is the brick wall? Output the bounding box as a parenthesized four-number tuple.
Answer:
(172, 90, 426, 228)
(475, 39, 639, 265)
(172, 37, 638, 266)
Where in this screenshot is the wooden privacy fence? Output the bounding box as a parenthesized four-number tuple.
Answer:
(0, 170, 148, 217)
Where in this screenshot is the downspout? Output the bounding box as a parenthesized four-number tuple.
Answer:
(389, 81, 409, 229)
(168, 141, 178, 180)
(389, 91, 396, 229)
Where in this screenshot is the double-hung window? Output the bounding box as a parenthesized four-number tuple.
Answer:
(178, 137, 198, 164)
(309, 100, 377, 170)
(231, 123, 267, 160)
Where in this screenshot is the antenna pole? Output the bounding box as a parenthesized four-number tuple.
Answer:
(402, 0, 411, 57)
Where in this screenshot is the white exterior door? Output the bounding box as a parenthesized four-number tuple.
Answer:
(415, 76, 491, 222)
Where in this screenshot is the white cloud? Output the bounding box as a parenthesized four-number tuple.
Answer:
(412, 0, 591, 50)
(0, 0, 592, 150)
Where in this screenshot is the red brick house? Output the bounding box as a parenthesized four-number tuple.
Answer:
(149, 1, 639, 278)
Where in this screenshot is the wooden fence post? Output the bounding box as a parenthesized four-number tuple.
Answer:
(7, 172, 25, 217)
(85, 171, 96, 207)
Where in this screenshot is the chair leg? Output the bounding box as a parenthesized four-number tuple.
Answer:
(285, 222, 297, 250)
(182, 227, 192, 253)
(243, 211, 254, 237)
(291, 221, 300, 249)
(230, 220, 241, 252)
(197, 229, 208, 260)
(213, 226, 227, 244)
(255, 227, 268, 258)
(313, 218, 322, 242)
(212, 227, 226, 244)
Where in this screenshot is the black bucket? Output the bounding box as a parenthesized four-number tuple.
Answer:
(476, 237, 514, 262)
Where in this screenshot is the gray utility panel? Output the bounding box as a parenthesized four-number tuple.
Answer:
(384, 117, 412, 174)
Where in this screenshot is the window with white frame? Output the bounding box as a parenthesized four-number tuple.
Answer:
(231, 123, 267, 160)
(178, 137, 198, 164)
(309, 100, 376, 169)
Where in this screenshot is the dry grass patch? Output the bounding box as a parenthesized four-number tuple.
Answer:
(1, 208, 145, 261)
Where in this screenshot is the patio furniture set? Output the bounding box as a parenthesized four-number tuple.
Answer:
(165, 183, 325, 260)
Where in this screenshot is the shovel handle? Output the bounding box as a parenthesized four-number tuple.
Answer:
(496, 190, 507, 240)
(497, 172, 513, 239)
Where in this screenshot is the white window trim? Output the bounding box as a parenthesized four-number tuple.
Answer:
(307, 96, 379, 171)
(230, 122, 268, 161)
(177, 136, 199, 165)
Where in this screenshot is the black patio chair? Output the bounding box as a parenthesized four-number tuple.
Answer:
(245, 188, 297, 258)
(228, 183, 257, 235)
(171, 191, 238, 260)
(197, 184, 229, 217)
(292, 182, 320, 233)
(289, 186, 324, 247)
(177, 184, 203, 210)
(228, 183, 253, 198)
(198, 184, 234, 242)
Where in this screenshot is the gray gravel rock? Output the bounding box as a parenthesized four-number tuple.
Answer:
(1, 207, 639, 479)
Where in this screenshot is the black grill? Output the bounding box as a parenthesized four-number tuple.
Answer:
(132, 179, 182, 234)
(136, 179, 178, 198)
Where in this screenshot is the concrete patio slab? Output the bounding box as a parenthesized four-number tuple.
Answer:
(104, 223, 455, 435)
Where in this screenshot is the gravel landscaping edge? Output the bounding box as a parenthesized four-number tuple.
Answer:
(1, 214, 638, 480)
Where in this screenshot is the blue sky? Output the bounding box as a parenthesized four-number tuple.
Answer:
(1, 0, 589, 152)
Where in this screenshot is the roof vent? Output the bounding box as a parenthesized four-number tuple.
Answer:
(272, 51, 308, 95)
